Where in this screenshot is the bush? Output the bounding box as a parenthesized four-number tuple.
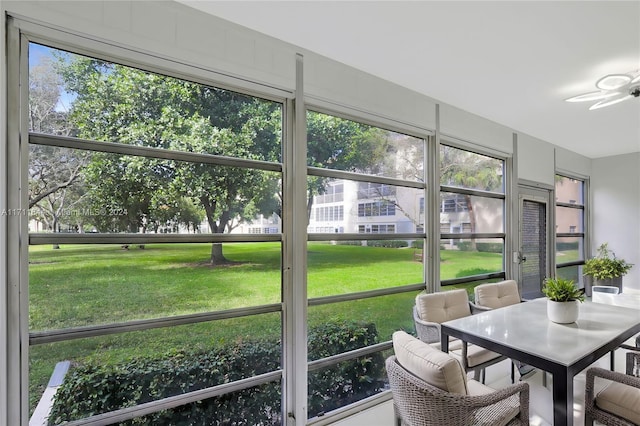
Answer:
(476, 243, 503, 253)
(456, 241, 473, 251)
(307, 322, 385, 417)
(455, 268, 494, 278)
(48, 321, 385, 425)
(556, 241, 579, 251)
(366, 240, 408, 248)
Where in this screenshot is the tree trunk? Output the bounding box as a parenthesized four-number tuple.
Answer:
(201, 196, 228, 265)
(210, 243, 225, 265)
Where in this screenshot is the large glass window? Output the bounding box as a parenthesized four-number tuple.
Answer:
(16, 31, 523, 425)
(306, 110, 426, 418)
(439, 144, 506, 287)
(28, 43, 284, 422)
(555, 175, 587, 284)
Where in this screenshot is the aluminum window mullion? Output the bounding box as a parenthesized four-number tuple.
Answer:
(440, 184, 505, 199)
(61, 370, 283, 426)
(441, 271, 506, 286)
(556, 260, 584, 268)
(307, 341, 392, 372)
(307, 166, 424, 189)
(29, 133, 283, 173)
(29, 303, 283, 345)
(286, 53, 308, 425)
(5, 17, 26, 426)
(440, 233, 505, 239)
(556, 202, 585, 209)
(29, 233, 281, 246)
(308, 233, 424, 242)
(308, 283, 426, 307)
(556, 232, 585, 238)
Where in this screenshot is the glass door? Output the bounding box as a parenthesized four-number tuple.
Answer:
(518, 186, 552, 299)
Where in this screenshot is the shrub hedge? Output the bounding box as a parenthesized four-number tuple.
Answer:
(48, 321, 385, 425)
(366, 240, 408, 248)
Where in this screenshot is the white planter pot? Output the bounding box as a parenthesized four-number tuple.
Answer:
(547, 299, 579, 324)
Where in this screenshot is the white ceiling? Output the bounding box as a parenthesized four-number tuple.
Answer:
(179, 1, 640, 159)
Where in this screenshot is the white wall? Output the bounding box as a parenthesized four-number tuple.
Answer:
(516, 133, 556, 187)
(440, 103, 513, 154)
(591, 153, 640, 292)
(556, 146, 591, 178)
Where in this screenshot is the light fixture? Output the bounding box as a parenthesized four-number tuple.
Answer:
(565, 70, 640, 110)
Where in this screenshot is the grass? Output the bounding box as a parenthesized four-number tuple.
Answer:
(28, 242, 502, 411)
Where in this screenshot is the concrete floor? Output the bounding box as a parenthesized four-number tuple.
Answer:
(333, 340, 638, 426)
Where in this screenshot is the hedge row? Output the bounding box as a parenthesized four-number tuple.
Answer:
(48, 321, 385, 425)
(456, 242, 503, 253)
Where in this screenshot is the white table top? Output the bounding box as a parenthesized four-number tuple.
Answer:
(594, 292, 640, 309)
(442, 298, 640, 366)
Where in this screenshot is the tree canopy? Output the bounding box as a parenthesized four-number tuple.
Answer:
(49, 53, 388, 263)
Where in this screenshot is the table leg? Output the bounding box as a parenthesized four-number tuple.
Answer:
(610, 350, 615, 371)
(552, 369, 572, 426)
(440, 331, 449, 353)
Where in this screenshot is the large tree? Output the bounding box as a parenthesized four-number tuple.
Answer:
(59, 56, 282, 264)
(58, 55, 391, 263)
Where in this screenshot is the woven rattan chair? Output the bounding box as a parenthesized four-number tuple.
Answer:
(585, 352, 640, 426)
(386, 344, 530, 426)
(413, 288, 507, 383)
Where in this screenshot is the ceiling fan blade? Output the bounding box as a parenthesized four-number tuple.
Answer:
(565, 91, 620, 102)
(589, 94, 633, 110)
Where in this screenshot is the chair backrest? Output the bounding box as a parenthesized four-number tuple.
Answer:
(392, 330, 468, 394)
(415, 289, 471, 323)
(474, 280, 520, 309)
(592, 285, 620, 305)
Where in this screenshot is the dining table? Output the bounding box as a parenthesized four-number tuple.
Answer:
(440, 297, 640, 426)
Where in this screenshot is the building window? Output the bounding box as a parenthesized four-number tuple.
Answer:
(357, 201, 396, 217)
(357, 182, 396, 199)
(358, 224, 396, 234)
(440, 194, 469, 213)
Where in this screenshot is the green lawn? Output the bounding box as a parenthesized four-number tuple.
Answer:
(28, 242, 502, 411)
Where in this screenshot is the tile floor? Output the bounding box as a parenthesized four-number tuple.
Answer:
(334, 339, 638, 425)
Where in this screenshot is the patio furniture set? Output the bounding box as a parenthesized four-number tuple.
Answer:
(387, 280, 640, 425)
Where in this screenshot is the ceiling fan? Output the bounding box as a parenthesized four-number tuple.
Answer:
(565, 71, 640, 110)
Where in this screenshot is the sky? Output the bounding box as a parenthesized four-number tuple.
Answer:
(29, 42, 77, 111)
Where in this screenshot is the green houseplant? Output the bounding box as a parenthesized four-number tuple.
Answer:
(583, 243, 633, 296)
(542, 278, 584, 323)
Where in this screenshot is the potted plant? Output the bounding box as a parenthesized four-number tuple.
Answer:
(542, 277, 585, 323)
(583, 243, 633, 296)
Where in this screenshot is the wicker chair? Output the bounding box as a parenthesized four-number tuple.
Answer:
(585, 352, 640, 426)
(413, 288, 507, 383)
(387, 331, 529, 426)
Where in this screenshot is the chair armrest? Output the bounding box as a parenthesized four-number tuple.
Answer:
(586, 365, 640, 408)
(470, 302, 492, 314)
(464, 381, 529, 411)
(412, 306, 441, 344)
(619, 341, 640, 352)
